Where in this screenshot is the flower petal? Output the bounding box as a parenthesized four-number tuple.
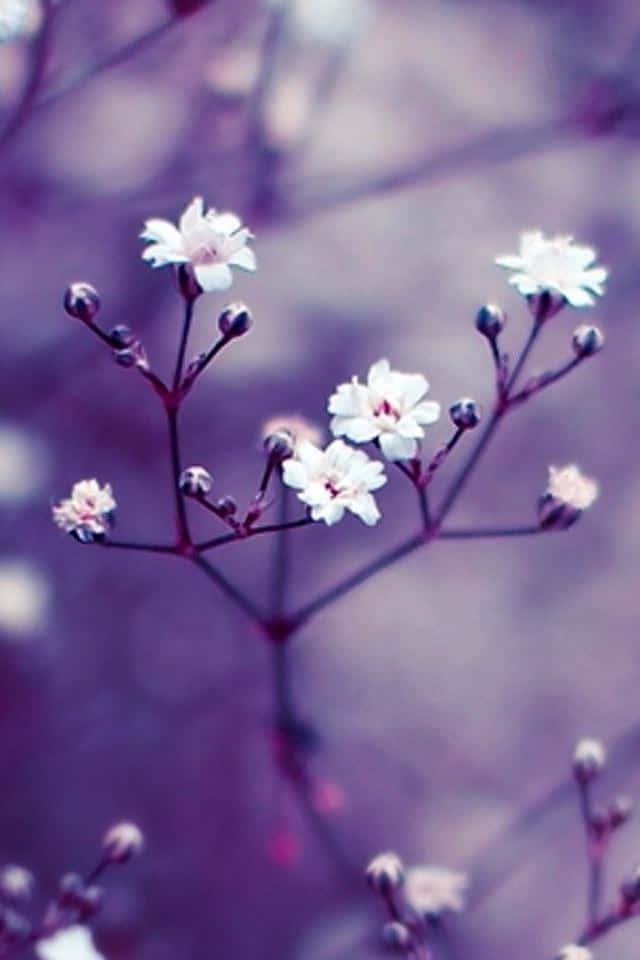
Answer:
(194, 263, 233, 291)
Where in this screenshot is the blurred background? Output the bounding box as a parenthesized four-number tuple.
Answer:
(1, 0, 640, 957)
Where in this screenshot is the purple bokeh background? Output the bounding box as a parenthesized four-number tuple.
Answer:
(1, 1, 640, 958)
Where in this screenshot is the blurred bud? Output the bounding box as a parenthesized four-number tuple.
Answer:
(113, 341, 148, 370)
(621, 866, 640, 905)
(0, 866, 33, 901)
(475, 304, 505, 339)
(76, 885, 104, 916)
(64, 283, 101, 321)
(177, 263, 202, 301)
(264, 429, 295, 462)
(573, 738, 606, 783)
(572, 324, 604, 359)
(449, 398, 481, 430)
(609, 795, 633, 829)
(58, 873, 85, 907)
(0, 907, 31, 943)
(382, 921, 412, 950)
(589, 805, 609, 840)
(179, 466, 213, 497)
(262, 415, 323, 451)
(102, 822, 144, 863)
(109, 325, 136, 350)
(365, 852, 405, 893)
(218, 303, 252, 339)
(215, 496, 237, 517)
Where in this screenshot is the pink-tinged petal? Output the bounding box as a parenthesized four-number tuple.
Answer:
(367, 358, 390, 388)
(194, 262, 233, 292)
(140, 219, 184, 249)
(349, 493, 381, 525)
(564, 287, 595, 307)
(228, 246, 257, 271)
(281, 460, 308, 490)
(212, 211, 243, 235)
(379, 432, 416, 461)
(179, 197, 204, 234)
(412, 400, 441, 426)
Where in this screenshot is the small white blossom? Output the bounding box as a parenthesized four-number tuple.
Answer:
(52, 479, 116, 542)
(365, 851, 405, 892)
(0, 0, 31, 41)
(404, 865, 468, 917)
(282, 439, 386, 526)
(0, 561, 49, 636)
(103, 821, 144, 862)
(495, 231, 607, 307)
(0, 864, 33, 899)
(328, 358, 441, 461)
(573, 738, 606, 779)
(547, 465, 599, 511)
(140, 197, 256, 293)
(36, 926, 105, 960)
(556, 946, 593, 960)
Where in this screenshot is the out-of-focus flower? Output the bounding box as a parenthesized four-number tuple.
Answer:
(35, 926, 105, 960)
(328, 359, 441, 461)
(365, 852, 405, 892)
(495, 231, 607, 307)
(556, 946, 593, 960)
(573, 738, 606, 781)
(288, 0, 370, 49)
(140, 197, 256, 293)
(0, 561, 49, 636)
(102, 822, 144, 863)
(282, 439, 386, 526)
(262, 414, 323, 454)
(539, 464, 598, 530)
(0, 865, 33, 900)
(0, 0, 32, 42)
(52, 479, 116, 542)
(404, 865, 468, 917)
(0, 423, 47, 504)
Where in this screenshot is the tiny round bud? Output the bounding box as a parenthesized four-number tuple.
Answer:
(179, 465, 213, 497)
(218, 303, 252, 339)
(102, 822, 144, 863)
(573, 738, 606, 783)
(365, 851, 405, 893)
(0, 866, 33, 901)
(58, 873, 85, 906)
(64, 283, 101, 321)
(109, 325, 136, 350)
(572, 324, 604, 358)
(264, 429, 295, 462)
(475, 304, 505, 339)
(609, 795, 633, 829)
(215, 496, 237, 517)
(382, 921, 413, 951)
(449, 398, 481, 430)
(113, 341, 148, 370)
(76, 884, 104, 916)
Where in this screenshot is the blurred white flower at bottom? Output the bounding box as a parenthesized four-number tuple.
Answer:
(404, 865, 468, 917)
(0, 561, 49, 637)
(36, 926, 105, 960)
(0, 423, 48, 503)
(0, 0, 37, 41)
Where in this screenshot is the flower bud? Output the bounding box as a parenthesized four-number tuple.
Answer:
(102, 822, 144, 863)
(215, 496, 237, 517)
(0, 907, 31, 943)
(449, 398, 481, 430)
(179, 466, 213, 497)
(64, 283, 101, 321)
(58, 873, 85, 907)
(0, 866, 33, 901)
(109, 325, 136, 350)
(475, 304, 505, 339)
(572, 324, 604, 358)
(609, 795, 633, 829)
(264, 429, 295, 462)
(218, 303, 252, 339)
(113, 341, 148, 369)
(365, 852, 405, 893)
(621, 866, 640, 905)
(382, 921, 412, 951)
(573, 737, 605, 783)
(76, 885, 104, 916)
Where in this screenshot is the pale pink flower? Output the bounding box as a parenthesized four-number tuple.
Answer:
(546, 464, 599, 511)
(282, 439, 386, 526)
(141, 197, 256, 293)
(404, 865, 468, 917)
(328, 359, 440, 461)
(495, 231, 607, 307)
(52, 479, 116, 542)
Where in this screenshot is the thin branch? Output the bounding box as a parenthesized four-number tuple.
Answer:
(99, 539, 177, 554)
(190, 554, 263, 623)
(195, 516, 313, 552)
(439, 525, 543, 540)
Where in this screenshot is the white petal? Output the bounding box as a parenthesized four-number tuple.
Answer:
(412, 400, 441, 426)
(494, 254, 524, 270)
(349, 492, 381, 525)
(194, 263, 233, 292)
(395, 416, 424, 439)
(281, 460, 308, 490)
(338, 417, 379, 443)
(379, 432, 416, 461)
(367, 358, 390, 388)
(140, 218, 184, 249)
(141, 243, 188, 266)
(212, 211, 243, 235)
(564, 287, 594, 307)
(296, 440, 325, 472)
(228, 246, 257, 271)
(398, 372, 428, 408)
(179, 197, 204, 234)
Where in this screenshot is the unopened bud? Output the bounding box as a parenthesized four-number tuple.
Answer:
(179, 465, 213, 497)
(573, 738, 606, 783)
(76, 885, 104, 916)
(64, 283, 101, 321)
(609, 795, 633, 829)
(449, 398, 481, 430)
(264, 429, 295, 462)
(177, 263, 202, 301)
(102, 822, 144, 863)
(218, 303, 252, 339)
(572, 325, 604, 358)
(215, 496, 237, 517)
(382, 921, 412, 950)
(109, 325, 136, 350)
(475, 304, 505, 339)
(0, 866, 33, 901)
(58, 873, 85, 907)
(0, 907, 31, 943)
(113, 341, 147, 369)
(365, 852, 405, 893)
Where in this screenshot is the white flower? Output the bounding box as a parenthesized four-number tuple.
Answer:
(282, 439, 386, 526)
(546, 464, 599, 511)
(36, 926, 105, 960)
(52, 479, 116, 542)
(0, 0, 31, 41)
(573, 738, 606, 775)
(556, 946, 593, 960)
(0, 561, 49, 636)
(328, 359, 441, 461)
(495, 231, 607, 307)
(404, 865, 468, 917)
(140, 197, 256, 293)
